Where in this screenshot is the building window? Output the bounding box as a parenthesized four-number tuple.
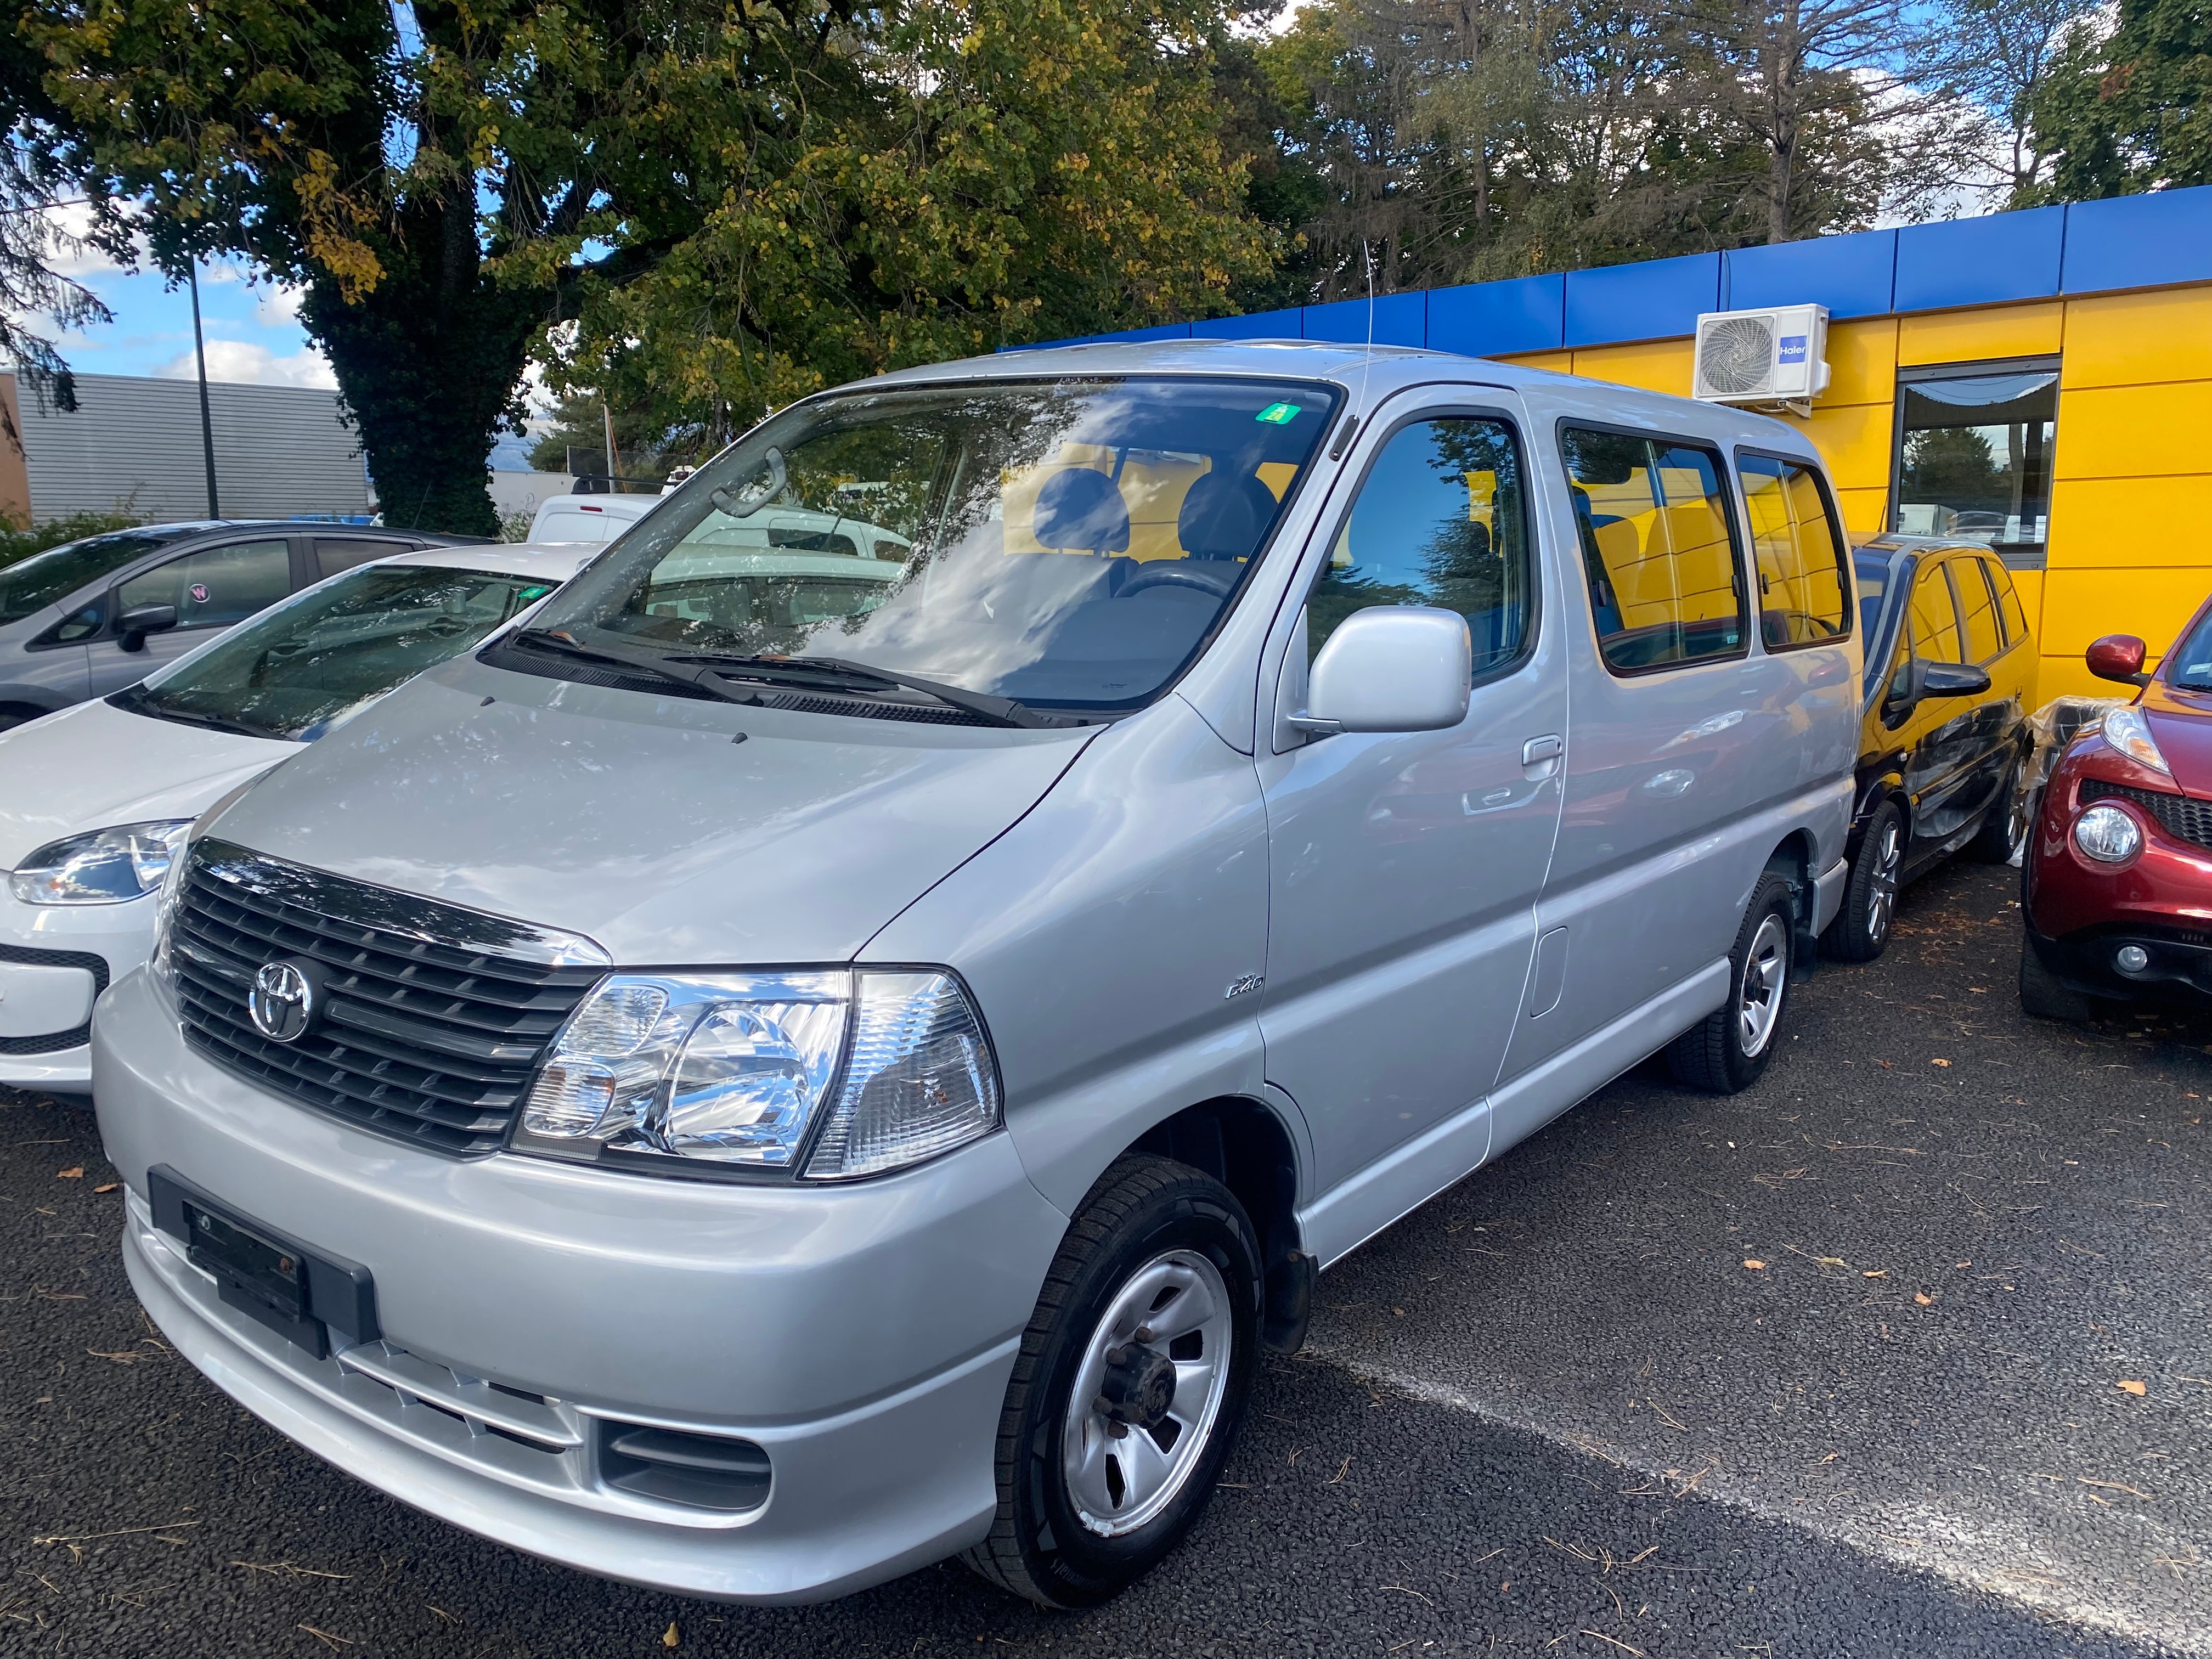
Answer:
(1892, 359, 2057, 565)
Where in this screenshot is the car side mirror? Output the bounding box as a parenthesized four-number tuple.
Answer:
(1290, 606, 1472, 736)
(1921, 661, 1991, 698)
(115, 602, 179, 653)
(2086, 633, 2153, 687)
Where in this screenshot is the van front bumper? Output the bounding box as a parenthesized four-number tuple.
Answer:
(94, 968, 1072, 1603)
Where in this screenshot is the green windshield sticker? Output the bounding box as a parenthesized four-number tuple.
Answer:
(518, 585, 552, 600)
(1255, 402, 1303, 425)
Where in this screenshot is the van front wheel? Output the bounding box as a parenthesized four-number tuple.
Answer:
(1669, 874, 1795, 1094)
(964, 1155, 1261, 1609)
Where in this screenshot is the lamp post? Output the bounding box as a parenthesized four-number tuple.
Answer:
(187, 259, 219, 518)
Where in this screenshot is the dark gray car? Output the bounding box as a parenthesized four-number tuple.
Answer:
(0, 521, 469, 729)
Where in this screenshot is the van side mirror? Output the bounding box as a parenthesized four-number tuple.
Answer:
(115, 602, 179, 653)
(1290, 606, 1471, 736)
(2086, 633, 2153, 687)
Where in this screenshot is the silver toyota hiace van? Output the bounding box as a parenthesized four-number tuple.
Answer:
(92, 341, 1859, 1609)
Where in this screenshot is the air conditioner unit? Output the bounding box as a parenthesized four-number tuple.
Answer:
(1691, 303, 1831, 411)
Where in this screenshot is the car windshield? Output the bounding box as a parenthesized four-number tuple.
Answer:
(2169, 607, 2212, 691)
(528, 376, 1340, 713)
(0, 527, 199, 623)
(114, 563, 562, 741)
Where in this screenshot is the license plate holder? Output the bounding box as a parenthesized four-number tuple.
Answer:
(148, 1165, 380, 1359)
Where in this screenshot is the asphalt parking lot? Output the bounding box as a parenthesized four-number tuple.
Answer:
(5, 857, 2208, 1658)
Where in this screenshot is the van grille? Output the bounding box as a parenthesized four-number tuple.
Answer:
(2079, 779, 2212, 851)
(171, 841, 607, 1154)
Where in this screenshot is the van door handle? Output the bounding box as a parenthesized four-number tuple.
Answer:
(1521, 735, 1564, 765)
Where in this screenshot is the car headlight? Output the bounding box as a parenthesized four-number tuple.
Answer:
(2073, 803, 2142, 863)
(515, 968, 1001, 1180)
(2102, 707, 2170, 775)
(9, 820, 194, 905)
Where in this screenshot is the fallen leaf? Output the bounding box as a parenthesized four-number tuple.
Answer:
(93, 1182, 119, 1194)
(56, 1166, 83, 1180)
(1915, 1293, 1933, 1306)
(1742, 1259, 1766, 1270)
(2118, 1380, 2147, 1397)
(1863, 1269, 1888, 1279)
(1816, 1256, 1848, 1269)
(663, 1621, 680, 1648)
(1931, 1058, 1953, 1068)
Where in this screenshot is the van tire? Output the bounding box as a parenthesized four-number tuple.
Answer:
(1669, 874, 1794, 1094)
(1827, 800, 1903, 963)
(2019, 932, 2097, 1023)
(964, 1154, 1261, 1609)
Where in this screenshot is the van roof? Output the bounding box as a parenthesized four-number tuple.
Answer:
(863, 337, 1816, 458)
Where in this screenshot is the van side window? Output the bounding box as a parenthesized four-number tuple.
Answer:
(1908, 564, 1965, 665)
(1949, 558, 2004, 663)
(1311, 416, 1532, 677)
(1737, 454, 1848, 648)
(1561, 427, 1745, 673)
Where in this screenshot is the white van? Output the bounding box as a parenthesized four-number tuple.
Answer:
(94, 341, 1860, 1610)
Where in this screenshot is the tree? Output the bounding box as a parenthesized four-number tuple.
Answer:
(0, 31, 114, 445)
(544, 0, 1281, 454)
(1911, 0, 2100, 207)
(2029, 0, 2212, 200)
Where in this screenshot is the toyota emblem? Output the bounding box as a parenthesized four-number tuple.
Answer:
(248, 961, 316, 1043)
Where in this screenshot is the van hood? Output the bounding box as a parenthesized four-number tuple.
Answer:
(0, 697, 295, 868)
(204, 656, 1096, 965)
(2142, 681, 2212, 797)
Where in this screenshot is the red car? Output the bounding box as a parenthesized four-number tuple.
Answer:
(2020, 596, 2212, 1019)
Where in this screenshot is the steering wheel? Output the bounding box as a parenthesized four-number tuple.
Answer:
(1119, 562, 1239, 599)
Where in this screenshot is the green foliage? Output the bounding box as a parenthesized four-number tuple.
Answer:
(0, 507, 145, 568)
(2029, 0, 2212, 199)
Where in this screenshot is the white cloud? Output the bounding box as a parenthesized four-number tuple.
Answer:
(253, 283, 306, 327)
(155, 338, 338, 389)
(40, 200, 140, 280)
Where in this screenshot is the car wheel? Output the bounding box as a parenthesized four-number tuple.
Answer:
(2018, 931, 2099, 1023)
(1968, 756, 2030, 864)
(965, 1154, 1261, 1609)
(1827, 802, 1904, 963)
(1669, 873, 1794, 1094)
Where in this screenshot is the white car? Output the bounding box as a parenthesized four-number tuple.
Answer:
(527, 493, 655, 544)
(0, 543, 592, 1096)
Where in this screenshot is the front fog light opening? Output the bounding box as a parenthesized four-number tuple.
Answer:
(2073, 804, 2142, 864)
(2115, 944, 2151, 975)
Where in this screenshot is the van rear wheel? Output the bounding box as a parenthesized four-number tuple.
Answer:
(1669, 874, 1794, 1094)
(964, 1154, 1261, 1609)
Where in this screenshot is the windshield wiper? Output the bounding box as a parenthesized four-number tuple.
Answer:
(671, 652, 1080, 730)
(510, 628, 760, 707)
(106, 685, 276, 741)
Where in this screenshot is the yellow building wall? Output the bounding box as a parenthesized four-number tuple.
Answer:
(1500, 284, 2212, 708)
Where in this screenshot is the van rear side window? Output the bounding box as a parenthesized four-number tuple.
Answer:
(1562, 427, 1746, 673)
(1737, 454, 1849, 648)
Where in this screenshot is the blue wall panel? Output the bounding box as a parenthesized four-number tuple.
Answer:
(1894, 207, 2063, 311)
(2062, 186, 2212, 294)
(1723, 229, 1895, 319)
(1299, 291, 1427, 347)
(1426, 274, 1565, 357)
(1565, 253, 1720, 346)
(1092, 321, 1193, 344)
(1192, 308, 1304, 341)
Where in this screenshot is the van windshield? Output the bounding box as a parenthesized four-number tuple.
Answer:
(528, 377, 1340, 713)
(0, 527, 198, 623)
(112, 563, 561, 741)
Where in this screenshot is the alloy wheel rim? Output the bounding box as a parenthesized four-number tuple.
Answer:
(1867, 821, 1900, 942)
(1737, 912, 1790, 1057)
(1061, 1248, 1233, 1537)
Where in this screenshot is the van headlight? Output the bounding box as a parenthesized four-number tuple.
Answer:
(10, 820, 194, 905)
(515, 968, 1001, 1180)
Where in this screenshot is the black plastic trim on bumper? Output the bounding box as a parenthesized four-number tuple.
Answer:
(0, 940, 111, 1055)
(2029, 926, 2212, 1001)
